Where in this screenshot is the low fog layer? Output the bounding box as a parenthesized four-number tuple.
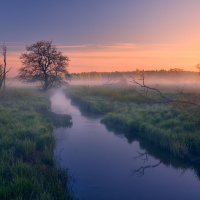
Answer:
(69, 72, 200, 92)
(6, 72, 200, 92)
(6, 78, 38, 88)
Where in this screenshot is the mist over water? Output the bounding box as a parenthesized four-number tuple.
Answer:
(50, 89, 71, 114)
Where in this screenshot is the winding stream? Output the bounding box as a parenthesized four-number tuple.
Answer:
(51, 91, 200, 200)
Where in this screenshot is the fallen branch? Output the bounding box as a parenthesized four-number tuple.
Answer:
(129, 70, 199, 107)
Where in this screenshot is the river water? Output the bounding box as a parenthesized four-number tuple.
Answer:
(51, 91, 200, 200)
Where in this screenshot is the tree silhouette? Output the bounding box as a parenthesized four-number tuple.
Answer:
(0, 64, 3, 89)
(19, 41, 69, 90)
(0, 43, 10, 91)
(130, 70, 199, 106)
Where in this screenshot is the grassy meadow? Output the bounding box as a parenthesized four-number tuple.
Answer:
(69, 85, 200, 163)
(0, 89, 72, 200)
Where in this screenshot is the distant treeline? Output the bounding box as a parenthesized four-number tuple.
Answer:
(69, 69, 198, 80)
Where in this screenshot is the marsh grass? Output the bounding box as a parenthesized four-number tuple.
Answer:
(0, 89, 72, 200)
(69, 86, 200, 163)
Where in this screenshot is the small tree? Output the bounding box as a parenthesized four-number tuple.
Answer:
(0, 43, 9, 91)
(0, 64, 3, 89)
(19, 40, 69, 90)
(2, 44, 7, 90)
(196, 64, 200, 75)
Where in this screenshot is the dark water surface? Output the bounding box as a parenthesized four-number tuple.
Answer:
(51, 91, 200, 200)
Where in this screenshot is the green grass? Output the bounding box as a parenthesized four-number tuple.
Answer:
(0, 89, 72, 200)
(69, 86, 200, 163)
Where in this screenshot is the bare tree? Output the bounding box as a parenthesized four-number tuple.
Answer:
(196, 64, 200, 75)
(0, 43, 10, 91)
(0, 64, 3, 89)
(19, 40, 69, 90)
(2, 44, 7, 90)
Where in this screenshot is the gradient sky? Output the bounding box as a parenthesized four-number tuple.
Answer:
(1, 0, 200, 75)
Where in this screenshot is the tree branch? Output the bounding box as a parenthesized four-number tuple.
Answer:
(129, 70, 199, 106)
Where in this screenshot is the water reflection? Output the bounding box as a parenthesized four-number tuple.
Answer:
(70, 94, 200, 180)
(51, 91, 200, 200)
(104, 123, 200, 180)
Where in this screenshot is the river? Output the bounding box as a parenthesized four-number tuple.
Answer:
(51, 90, 200, 200)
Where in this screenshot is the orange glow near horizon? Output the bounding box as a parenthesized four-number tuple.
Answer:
(4, 42, 200, 77)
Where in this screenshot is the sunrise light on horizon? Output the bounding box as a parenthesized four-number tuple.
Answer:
(2, 1, 200, 199)
(1, 0, 200, 75)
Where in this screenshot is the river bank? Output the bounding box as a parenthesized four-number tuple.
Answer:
(0, 89, 72, 200)
(69, 85, 200, 164)
(52, 89, 200, 200)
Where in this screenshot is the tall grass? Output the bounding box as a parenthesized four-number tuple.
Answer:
(0, 89, 72, 200)
(69, 86, 200, 163)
